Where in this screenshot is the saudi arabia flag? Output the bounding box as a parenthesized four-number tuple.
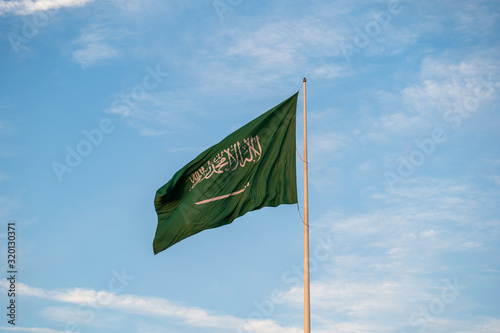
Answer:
(153, 92, 298, 254)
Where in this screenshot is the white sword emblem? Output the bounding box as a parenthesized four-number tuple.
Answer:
(195, 182, 250, 205)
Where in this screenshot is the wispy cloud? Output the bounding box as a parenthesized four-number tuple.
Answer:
(455, 318, 500, 333)
(402, 51, 499, 115)
(105, 89, 203, 136)
(188, 14, 352, 95)
(0, 0, 94, 16)
(453, 2, 500, 40)
(267, 177, 500, 332)
(226, 19, 344, 72)
(363, 49, 499, 143)
(71, 23, 123, 67)
(39, 305, 126, 328)
(0, 281, 301, 333)
(278, 279, 424, 332)
(310, 132, 346, 157)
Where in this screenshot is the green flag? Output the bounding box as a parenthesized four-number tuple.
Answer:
(153, 92, 298, 254)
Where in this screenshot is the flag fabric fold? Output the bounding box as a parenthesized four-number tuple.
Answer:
(153, 92, 298, 254)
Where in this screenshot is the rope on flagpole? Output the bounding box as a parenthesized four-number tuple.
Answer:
(296, 203, 308, 226)
(296, 147, 308, 227)
(296, 148, 309, 226)
(296, 148, 308, 164)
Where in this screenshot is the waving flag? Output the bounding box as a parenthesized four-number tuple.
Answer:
(153, 92, 298, 254)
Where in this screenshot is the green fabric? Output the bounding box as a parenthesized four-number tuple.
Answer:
(153, 92, 298, 254)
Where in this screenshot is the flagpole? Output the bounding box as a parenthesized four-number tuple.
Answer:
(303, 77, 311, 333)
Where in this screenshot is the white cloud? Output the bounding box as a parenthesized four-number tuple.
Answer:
(453, 3, 500, 40)
(39, 305, 125, 327)
(188, 13, 352, 95)
(363, 49, 500, 142)
(295, 177, 499, 329)
(104, 89, 203, 136)
(226, 19, 344, 71)
(402, 54, 499, 117)
(365, 112, 423, 143)
(310, 132, 346, 157)
(71, 24, 122, 67)
(454, 318, 500, 333)
(312, 64, 345, 79)
(281, 280, 412, 315)
(0, 0, 94, 16)
(72, 43, 119, 68)
(276, 269, 496, 333)
(0, 281, 301, 333)
(421, 229, 436, 237)
(276, 277, 448, 332)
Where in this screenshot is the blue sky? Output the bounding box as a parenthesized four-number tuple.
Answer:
(0, 0, 499, 332)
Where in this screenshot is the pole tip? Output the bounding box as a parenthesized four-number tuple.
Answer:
(303, 77, 306, 82)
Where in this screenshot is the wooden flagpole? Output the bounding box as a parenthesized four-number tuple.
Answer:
(303, 77, 311, 333)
